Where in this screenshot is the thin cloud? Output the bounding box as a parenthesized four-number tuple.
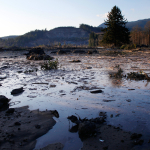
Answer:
(131, 8, 135, 12)
(96, 13, 108, 18)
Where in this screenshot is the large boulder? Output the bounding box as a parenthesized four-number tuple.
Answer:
(0, 95, 9, 110)
(26, 48, 53, 60)
(11, 87, 24, 95)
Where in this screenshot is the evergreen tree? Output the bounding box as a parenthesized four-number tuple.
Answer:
(102, 6, 130, 46)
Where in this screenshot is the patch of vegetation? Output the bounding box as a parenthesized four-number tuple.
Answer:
(120, 44, 136, 50)
(41, 59, 59, 70)
(103, 50, 127, 56)
(110, 66, 124, 78)
(89, 32, 99, 47)
(127, 71, 150, 80)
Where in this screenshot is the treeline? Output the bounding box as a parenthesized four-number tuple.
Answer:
(0, 29, 47, 47)
(89, 21, 150, 47)
(79, 24, 103, 33)
(130, 21, 150, 46)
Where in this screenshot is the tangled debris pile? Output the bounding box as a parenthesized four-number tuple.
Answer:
(127, 72, 150, 80)
(109, 65, 150, 80)
(67, 112, 106, 140)
(109, 68, 124, 78)
(26, 48, 53, 60)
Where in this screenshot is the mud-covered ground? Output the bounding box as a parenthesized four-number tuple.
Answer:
(0, 48, 150, 150)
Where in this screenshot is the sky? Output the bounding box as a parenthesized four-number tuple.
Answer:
(0, 0, 150, 37)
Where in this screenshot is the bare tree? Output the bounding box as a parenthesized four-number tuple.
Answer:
(144, 21, 150, 46)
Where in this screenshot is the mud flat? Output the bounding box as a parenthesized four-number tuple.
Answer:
(0, 106, 56, 150)
(0, 48, 150, 150)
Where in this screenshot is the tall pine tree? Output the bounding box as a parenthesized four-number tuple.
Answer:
(102, 6, 130, 46)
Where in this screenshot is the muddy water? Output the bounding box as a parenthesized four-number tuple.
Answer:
(0, 50, 150, 149)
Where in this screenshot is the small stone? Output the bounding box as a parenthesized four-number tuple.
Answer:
(90, 90, 103, 94)
(11, 87, 24, 95)
(14, 122, 21, 126)
(110, 114, 113, 118)
(115, 114, 120, 117)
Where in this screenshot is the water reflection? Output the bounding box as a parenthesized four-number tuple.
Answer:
(0, 51, 150, 149)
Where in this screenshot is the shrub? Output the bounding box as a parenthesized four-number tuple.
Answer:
(41, 59, 59, 70)
(122, 44, 136, 50)
(110, 67, 124, 78)
(120, 45, 126, 49)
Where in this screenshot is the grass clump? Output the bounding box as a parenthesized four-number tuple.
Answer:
(127, 71, 150, 80)
(120, 44, 136, 50)
(41, 59, 59, 70)
(110, 65, 124, 78)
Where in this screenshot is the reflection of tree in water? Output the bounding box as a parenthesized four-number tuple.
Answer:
(110, 78, 123, 87)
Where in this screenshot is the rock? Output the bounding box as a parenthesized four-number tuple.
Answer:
(6, 108, 15, 114)
(0, 102, 3, 108)
(110, 114, 113, 118)
(27, 54, 53, 60)
(50, 84, 56, 88)
(78, 121, 96, 139)
(99, 112, 107, 118)
(0, 95, 9, 109)
(11, 87, 24, 95)
(67, 115, 79, 124)
(26, 48, 53, 60)
(14, 122, 21, 126)
(86, 67, 92, 69)
(0, 95, 9, 105)
(27, 48, 45, 55)
(126, 99, 131, 102)
(103, 99, 115, 102)
(87, 50, 93, 54)
(69, 60, 81, 63)
(128, 89, 135, 90)
(50, 110, 59, 118)
(90, 90, 103, 93)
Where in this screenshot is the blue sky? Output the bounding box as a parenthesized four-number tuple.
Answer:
(0, 0, 150, 37)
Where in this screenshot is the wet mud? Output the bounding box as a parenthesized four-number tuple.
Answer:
(0, 49, 150, 150)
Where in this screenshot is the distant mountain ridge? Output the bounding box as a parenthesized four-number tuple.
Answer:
(1, 18, 150, 47)
(1, 35, 18, 39)
(0, 27, 89, 47)
(98, 18, 150, 30)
